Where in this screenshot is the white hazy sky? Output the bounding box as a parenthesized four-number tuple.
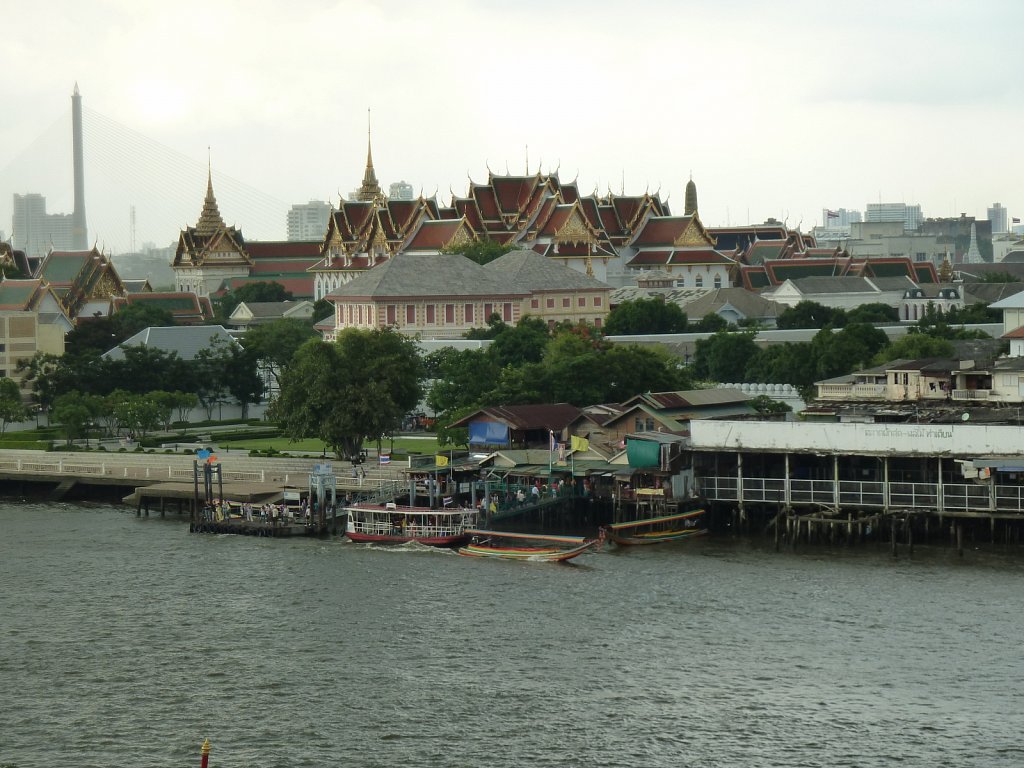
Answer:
(2, 0, 1023, 252)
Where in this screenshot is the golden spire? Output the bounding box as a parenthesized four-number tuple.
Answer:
(356, 108, 382, 202)
(195, 154, 227, 236)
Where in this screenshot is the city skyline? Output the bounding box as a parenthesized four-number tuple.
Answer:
(2, 0, 1023, 253)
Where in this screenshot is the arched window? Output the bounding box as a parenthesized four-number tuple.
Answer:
(713, 274, 722, 288)
(695, 274, 703, 288)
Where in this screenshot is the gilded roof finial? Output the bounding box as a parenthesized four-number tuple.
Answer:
(356, 108, 382, 202)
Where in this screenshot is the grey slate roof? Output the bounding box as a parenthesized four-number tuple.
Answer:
(678, 287, 786, 320)
(962, 282, 1024, 304)
(484, 249, 611, 291)
(869, 276, 918, 291)
(102, 325, 236, 361)
(788, 276, 878, 294)
(325, 253, 528, 300)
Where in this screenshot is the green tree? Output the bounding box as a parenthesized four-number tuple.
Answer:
(486, 315, 550, 367)
(693, 331, 760, 382)
(693, 313, 729, 332)
(603, 296, 689, 335)
(464, 313, 508, 339)
(776, 301, 848, 330)
(743, 343, 818, 389)
(813, 323, 888, 379)
(873, 332, 956, 364)
(217, 281, 292, 320)
(748, 394, 793, 416)
(270, 328, 424, 460)
(0, 378, 28, 433)
(111, 303, 176, 338)
(846, 302, 899, 324)
(52, 392, 102, 445)
(242, 318, 317, 391)
(113, 393, 167, 440)
(442, 237, 513, 265)
(171, 391, 199, 429)
(311, 297, 334, 324)
(425, 348, 501, 416)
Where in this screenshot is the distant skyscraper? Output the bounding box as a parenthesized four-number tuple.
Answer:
(988, 202, 1008, 234)
(865, 202, 922, 231)
(287, 200, 334, 241)
(837, 208, 861, 226)
(12, 193, 74, 258)
(389, 180, 414, 201)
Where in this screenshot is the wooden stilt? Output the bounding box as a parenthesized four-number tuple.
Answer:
(890, 515, 897, 558)
(956, 523, 964, 557)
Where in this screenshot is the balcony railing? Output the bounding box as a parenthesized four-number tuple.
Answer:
(817, 383, 886, 400)
(697, 475, 1024, 513)
(952, 389, 991, 401)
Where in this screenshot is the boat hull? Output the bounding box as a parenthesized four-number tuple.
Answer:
(457, 539, 599, 562)
(606, 528, 708, 546)
(345, 531, 467, 547)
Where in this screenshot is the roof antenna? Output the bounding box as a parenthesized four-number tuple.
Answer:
(525, 144, 529, 174)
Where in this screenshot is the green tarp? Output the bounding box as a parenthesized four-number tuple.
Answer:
(626, 440, 661, 468)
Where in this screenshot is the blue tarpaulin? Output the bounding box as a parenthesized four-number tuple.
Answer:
(469, 420, 510, 447)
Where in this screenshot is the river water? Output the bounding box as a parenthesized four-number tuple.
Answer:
(1, 503, 1023, 768)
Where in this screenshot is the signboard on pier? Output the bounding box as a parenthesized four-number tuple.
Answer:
(690, 420, 1024, 458)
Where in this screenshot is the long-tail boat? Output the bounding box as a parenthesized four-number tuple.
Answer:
(457, 529, 604, 562)
(344, 503, 479, 546)
(602, 509, 707, 545)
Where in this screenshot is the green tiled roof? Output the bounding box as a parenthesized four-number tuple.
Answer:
(0, 282, 36, 309)
(41, 254, 89, 283)
(864, 262, 911, 278)
(769, 262, 838, 280)
(133, 296, 198, 310)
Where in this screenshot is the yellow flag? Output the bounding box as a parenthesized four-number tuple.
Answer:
(435, 454, 449, 467)
(570, 435, 590, 452)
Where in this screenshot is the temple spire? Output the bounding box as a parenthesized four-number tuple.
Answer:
(356, 108, 382, 202)
(195, 158, 227, 236)
(684, 173, 698, 216)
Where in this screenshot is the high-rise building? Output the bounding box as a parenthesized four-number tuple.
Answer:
(389, 181, 414, 201)
(287, 200, 334, 241)
(988, 202, 1008, 234)
(865, 202, 922, 232)
(12, 193, 75, 258)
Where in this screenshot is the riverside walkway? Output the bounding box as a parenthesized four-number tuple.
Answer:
(0, 448, 406, 509)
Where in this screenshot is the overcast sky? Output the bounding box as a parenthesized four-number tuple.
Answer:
(2, 0, 1023, 252)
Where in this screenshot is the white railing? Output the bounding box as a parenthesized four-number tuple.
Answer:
(817, 383, 886, 399)
(952, 389, 991, 401)
(790, 479, 836, 506)
(699, 475, 1024, 514)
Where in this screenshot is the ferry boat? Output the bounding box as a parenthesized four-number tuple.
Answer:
(344, 502, 478, 546)
(602, 509, 707, 545)
(457, 529, 604, 562)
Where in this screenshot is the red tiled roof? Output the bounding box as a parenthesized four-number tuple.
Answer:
(403, 219, 466, 251)
(1002, 326, 1024, 339)
(245, 241, 321, 259)
(631, 216, 692, 247)
(626, 250, 671, 266)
